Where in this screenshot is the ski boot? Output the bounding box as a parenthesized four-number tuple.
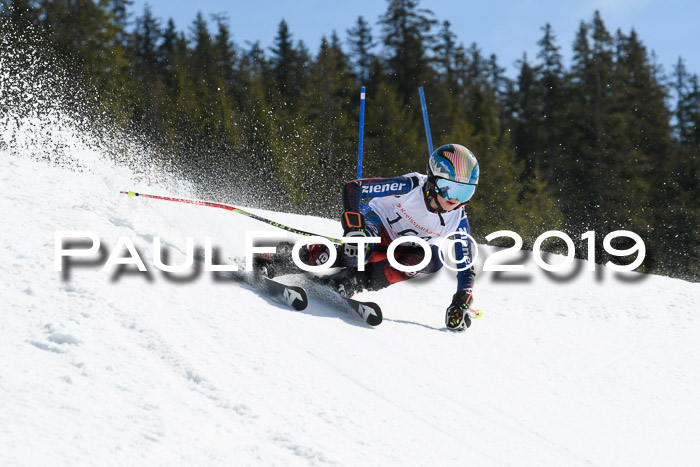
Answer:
(253, 242, 296, 278)
(323, 268, 370, 298)
(253, 253, 275, 278)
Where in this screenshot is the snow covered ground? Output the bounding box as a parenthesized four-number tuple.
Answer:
(1, 151, 699, 466)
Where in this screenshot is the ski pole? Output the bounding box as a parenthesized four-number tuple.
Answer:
(418, 87, 434, 155)
(357, 86, 366, 179)
(120, 191, 343, 244)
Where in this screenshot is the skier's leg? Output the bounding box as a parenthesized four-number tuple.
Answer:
(322, 210, 389, 296)
(327, 205, 447, 296)
(360, 244, 443, 290)
(325, 243, 442, 296)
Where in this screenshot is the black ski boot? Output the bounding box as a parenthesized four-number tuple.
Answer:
(253, 242, 296, 278)
(324, 268, 370, 298)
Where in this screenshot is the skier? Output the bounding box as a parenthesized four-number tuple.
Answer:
(262, 143, 479, 331)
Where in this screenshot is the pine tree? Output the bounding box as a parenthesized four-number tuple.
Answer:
(346, 15, 376, 84)
(37, 0, 129, 109)
(212, 14, 236, 88)
(673, 58, 700, 148)
(365, 78, 423, 176)
(535, 23, 566, 182)
(269, 19, 309, 105)
(156, 18, 178, 85)
(130, 5, 160, 80)
(232, 42, 284, 208)
(668, 58, 700, 279)
(124, 4, 165, 137)
(563, 16, 611, 235)
(519, 165, 565, 240)
(189, 12, 217, 85)
(378, 0, 437, 103)
(590, 11, 615, 149)
(109, 0, 132, 47)
(512, 52, 541, 186)
(427, 20, 462, 143)
(434, 20, 457, 83)
(279, 33, 357, 215)
(606, 28, 671, 254)
(688, 75, 700, 147)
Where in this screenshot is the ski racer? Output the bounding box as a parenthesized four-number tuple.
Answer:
(274, 143, 481, 331)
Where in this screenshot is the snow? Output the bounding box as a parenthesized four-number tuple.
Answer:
(1, 152, 699, 466)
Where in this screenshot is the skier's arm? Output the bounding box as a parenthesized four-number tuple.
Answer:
(445, 216, 476, 330)
(453, 216, 476, 291)
(340, 176, 418, 257)
(342, 176, 419, 215)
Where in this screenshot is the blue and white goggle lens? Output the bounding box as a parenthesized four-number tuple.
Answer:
(435, 178, 477, 203)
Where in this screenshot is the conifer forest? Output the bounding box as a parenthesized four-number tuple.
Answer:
(1, 0, 698, 280)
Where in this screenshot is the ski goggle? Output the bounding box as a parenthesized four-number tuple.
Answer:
(435, 178, 477, 203)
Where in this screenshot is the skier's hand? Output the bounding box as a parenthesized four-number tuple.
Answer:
(341, 211, 365, 235)
(445, 289, 474, 331)
(343, 230, 368, 257)
(452, 289, 474, 309)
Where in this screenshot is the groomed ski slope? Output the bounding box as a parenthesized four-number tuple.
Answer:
(1, 154, 699, 466)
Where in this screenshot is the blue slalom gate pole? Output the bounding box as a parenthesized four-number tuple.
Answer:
(357, 86, 366, 179)
(418, 87, 434, 156)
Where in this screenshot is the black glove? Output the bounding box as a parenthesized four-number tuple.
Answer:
(341, 211, 365, 234)
(445, 289, 474, 331)
(341, 211, 368, 258)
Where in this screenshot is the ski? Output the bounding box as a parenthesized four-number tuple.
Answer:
(245, 272, 379, 323)
(203, 253, 376, 323)
(337, 294, 383, 326)
(264, 273, 382, 325)
(192, 250, 308, 311)
(261, 276, 308, 311)
(211, 266, 309, 312)
(304, 277, 383, 326)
